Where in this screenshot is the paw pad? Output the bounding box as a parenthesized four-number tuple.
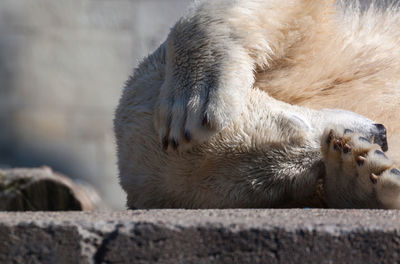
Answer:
(359, 136, 371, 143)
(391, 168, 400, 177)
(323, 127, 400, 208)
(374, 150, 387, 159)
(344, 129, 354, 134)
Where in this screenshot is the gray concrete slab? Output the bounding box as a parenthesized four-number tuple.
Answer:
(0, 209, 399, 263)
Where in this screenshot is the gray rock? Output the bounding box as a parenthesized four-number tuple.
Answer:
(0, 209, 399, 263)
(0, 167, 106, 211)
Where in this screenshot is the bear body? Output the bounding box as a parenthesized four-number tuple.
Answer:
(114, 0, 400, 209)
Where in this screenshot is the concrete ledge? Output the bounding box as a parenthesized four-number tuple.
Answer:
(0, 209, 400, 263)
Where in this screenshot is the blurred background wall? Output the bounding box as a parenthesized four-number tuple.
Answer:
(0, 0, 191, 209)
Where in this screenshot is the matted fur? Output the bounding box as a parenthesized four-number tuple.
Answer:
(114, 0, 400, 209)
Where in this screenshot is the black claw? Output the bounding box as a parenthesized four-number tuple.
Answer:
(326, 130, 334, 145)
(184, 131, 192, 142)
(162, 136, 169, 150)
(171, 139, 179, 150)
(374, 150, 387, 159)
(344, 129, 354, 135)
(202, 113, 211, 129)
(391, 168, 400, 176)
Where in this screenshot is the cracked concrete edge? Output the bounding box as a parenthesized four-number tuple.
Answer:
(0, 209, 400, 263)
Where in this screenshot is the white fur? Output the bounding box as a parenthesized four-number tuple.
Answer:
(114, 0, 400, 209)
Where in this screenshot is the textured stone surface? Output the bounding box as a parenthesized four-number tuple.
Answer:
(0, 209, 400, 263)
(0, 167, 106, 211)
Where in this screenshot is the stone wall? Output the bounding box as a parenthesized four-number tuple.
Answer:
(0, 0, 191, 208)
(1, 210, 400, 263)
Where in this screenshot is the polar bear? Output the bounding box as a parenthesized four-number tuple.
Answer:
(114, 0, 400, 209)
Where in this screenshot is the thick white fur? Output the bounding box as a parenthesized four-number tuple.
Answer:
(114, 0, 400, 209)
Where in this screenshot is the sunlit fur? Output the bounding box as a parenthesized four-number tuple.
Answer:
(114, 0, 400, 209)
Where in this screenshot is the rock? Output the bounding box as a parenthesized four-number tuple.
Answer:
(0, 167, 107, 211)
(0, 209, 400, 263)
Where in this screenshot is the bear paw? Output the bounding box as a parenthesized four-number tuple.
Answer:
(154, 82, 241, 151)
(321, 127, 400, 209)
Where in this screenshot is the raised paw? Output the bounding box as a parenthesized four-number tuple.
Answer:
(154, 30, 253, 151)
(321, 127, 400, 209)
(155, 81, 239, 151)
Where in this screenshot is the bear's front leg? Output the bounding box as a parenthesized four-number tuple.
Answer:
(154, 0, 336, 151)
(154, 18, 254, 151)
